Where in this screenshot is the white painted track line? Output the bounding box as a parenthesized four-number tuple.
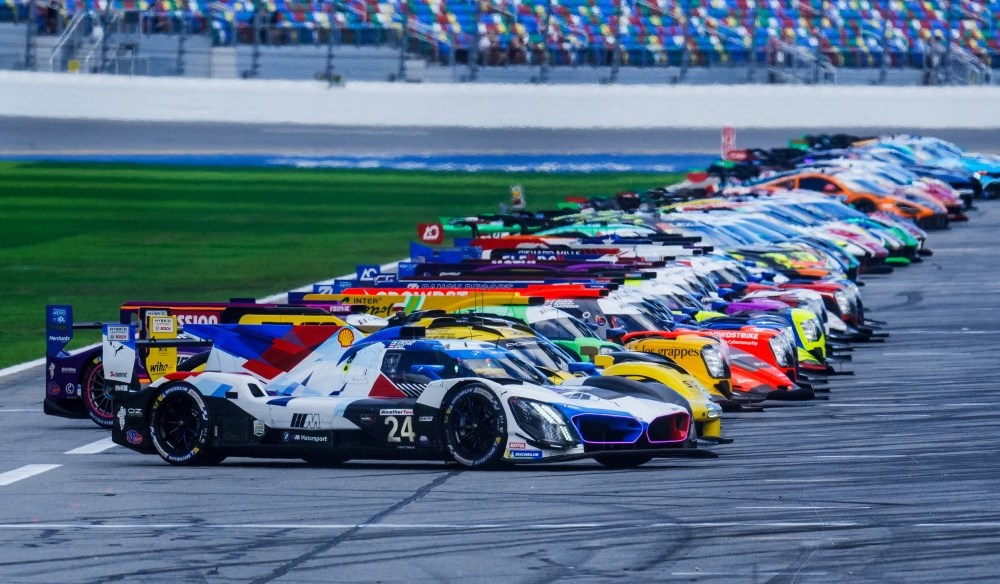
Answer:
(64, 437, 117, 455)
(0, 465, 61, 487)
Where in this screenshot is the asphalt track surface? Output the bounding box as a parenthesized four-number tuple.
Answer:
(1, 199, 999, 582)
(1, 118, 999, 156)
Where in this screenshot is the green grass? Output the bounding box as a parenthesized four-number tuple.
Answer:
(0, 162, 680, 369)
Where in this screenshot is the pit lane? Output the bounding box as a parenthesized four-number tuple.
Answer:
(1, 200, 998, 582)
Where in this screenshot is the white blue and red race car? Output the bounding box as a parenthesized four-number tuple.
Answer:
(108, 323, 711, 469)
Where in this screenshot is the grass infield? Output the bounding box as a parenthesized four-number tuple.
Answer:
(1, 161, 681, 369)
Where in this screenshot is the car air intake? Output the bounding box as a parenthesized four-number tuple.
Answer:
(646, 412, 690, 444)
(571, 414, 643, 444)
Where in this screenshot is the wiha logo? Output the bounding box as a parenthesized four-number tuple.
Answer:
(291, 413, 321, 429)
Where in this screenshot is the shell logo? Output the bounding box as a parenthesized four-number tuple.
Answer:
(337, 328, 355, 347)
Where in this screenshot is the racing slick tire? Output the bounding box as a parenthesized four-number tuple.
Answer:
(441, 383, 508, 469)
(148, 383, 225, 466)
(81, 356, 115, 429)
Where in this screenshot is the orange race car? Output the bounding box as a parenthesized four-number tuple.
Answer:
(755, 171, 948, 228)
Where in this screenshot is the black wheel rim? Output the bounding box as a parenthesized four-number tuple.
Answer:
(84, 365, 112, 421)
(447, 391, 501, 461)
(154, 392, 205, 456)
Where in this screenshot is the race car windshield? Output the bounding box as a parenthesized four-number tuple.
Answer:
(531, 316, 598, 341)
(446, 351, 548, 384)
(498, 339, 572, 372)
(608, 311, 662, 333)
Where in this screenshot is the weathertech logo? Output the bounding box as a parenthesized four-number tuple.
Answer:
(290, 413, 321, 429)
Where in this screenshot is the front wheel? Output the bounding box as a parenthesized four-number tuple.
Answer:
(81, 356, 114, 428)
(148, 383, 222, 465)
(441, 383, 507, 469)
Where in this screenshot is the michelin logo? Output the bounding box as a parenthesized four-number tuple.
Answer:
(509, 450, 542, 459)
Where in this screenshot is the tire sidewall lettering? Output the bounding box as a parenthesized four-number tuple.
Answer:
(150, 384, 210, 463)
(443, 385, 506, 467)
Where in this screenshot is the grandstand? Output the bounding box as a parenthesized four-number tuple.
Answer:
(1, 0, 996, 83)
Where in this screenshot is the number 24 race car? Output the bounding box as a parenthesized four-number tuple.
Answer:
(107, 322, 714, 469)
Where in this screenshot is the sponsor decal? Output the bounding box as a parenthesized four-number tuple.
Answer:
(150, 317, 175, 334)
(125, 430, 143, 446)
(417, 223, 444, 244)
(47, 383, 61, 397)
(508, 442, 527, 450)
(174, 314, 219, 326)
(418, 416, 434, 422)
(144, 309, 168, 317)
(253, 419, 266, 437)
(60, 367, 76, 374)
(117, 407, 127, 430)
(64, 383, 75, 396)
(50, 307, 68, 323)
(654, 347, 700, 359)
(337, 328, 355, 347)
(126, 408, 143, 417)
(380, 409, 414, 416)
(359, 414, 376, 426)
(290, 413, 322, 430)
(721, 126, 736, 158)
(106, 326, 130, 342)
(47, 334, 72, 344)
(715, 331, 759, 340)
(509, 449, 542, 459)
(148, 362, 172, 375)
(48, 363, 55, 380)
(374, 289, 469, 297)
(510, 184, 526, 210)
(283, 431, 329, 443)
(357, 265, 381, 282)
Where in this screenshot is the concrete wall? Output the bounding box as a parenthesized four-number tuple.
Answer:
(3, 70, 999, 129)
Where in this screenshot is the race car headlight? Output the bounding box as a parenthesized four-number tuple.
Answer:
(834, 291, 851, 314)
(598, 346, 615, 355)
(802, 317, 822, 343)
(701, 345, 727, 379)
(768, 335, 791, 367)
(706, 402, 723, 419)
(508, 397, 577, 449)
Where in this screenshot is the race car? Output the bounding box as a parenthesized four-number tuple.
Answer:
(44, 301, 352, 427)
(108, 322, 711, 469)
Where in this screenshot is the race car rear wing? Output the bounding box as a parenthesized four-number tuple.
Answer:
(101, 322, 213, 394)
(46, 305, 103, 358)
